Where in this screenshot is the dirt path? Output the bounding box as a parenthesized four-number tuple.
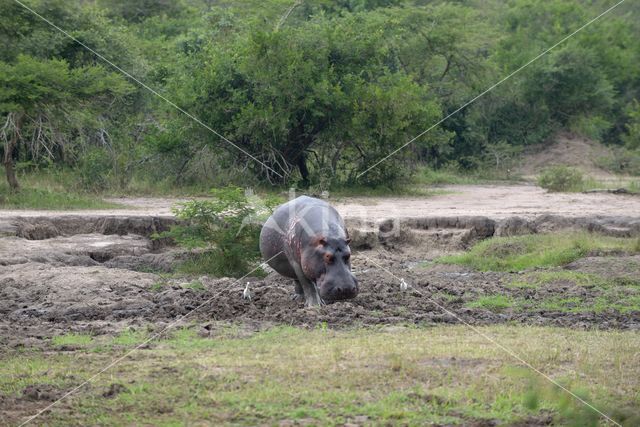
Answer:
(333, 184, 640, 220)
(1, 185, 639, 220)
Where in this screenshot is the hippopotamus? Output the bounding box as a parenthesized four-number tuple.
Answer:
(260, 196, 358, 306)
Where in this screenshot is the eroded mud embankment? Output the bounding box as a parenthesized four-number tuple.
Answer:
(1, 213, 639, 347)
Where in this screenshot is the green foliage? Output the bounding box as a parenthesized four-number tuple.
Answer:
(569, 115, 612, 142)
(160, 187, 280, 277)
(537, 166, 584, 192)
(78, 147, 113, 191)
(439, 232, 639, 272)
(596, 147, 640, 176)
(2, 0, 640, 191)
(622, 100, 640, 150)
(0, 186, 121, 210)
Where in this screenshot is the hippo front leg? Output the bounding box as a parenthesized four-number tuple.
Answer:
(292, 263, 324, 307)
(291, 280, 304, 301)
(301, 277, 324, 307)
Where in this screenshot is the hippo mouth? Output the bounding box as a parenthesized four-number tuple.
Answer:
(316, 275, 359, 302)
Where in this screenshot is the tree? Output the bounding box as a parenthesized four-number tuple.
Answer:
(0, 55, 132, 191)
(162, 7, 475, 187)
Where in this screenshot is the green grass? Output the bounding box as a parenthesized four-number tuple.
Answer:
(536, 165, 640, 193)
(505, 270, 640, 314)
(0, 187, 122, 210)
(182, 280, 206, 291)
(509, 271, 602, 289)
(466, 295, 515, 312)
(328, 183, 451, 198)
(0, 167, 124, 210)
(439, 232, 639, 272)
(2, 325, 638, 426)
(415, 166, 524, 186)
(51, 333, 94, 347)
(175, 252, 268, 278)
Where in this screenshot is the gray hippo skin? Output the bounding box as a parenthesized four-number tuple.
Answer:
(260, 196, 358, 306)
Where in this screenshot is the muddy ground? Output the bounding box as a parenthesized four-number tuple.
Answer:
(1, 186, 639, 350)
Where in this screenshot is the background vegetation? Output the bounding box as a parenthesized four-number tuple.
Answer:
(1, 0, 640, 195)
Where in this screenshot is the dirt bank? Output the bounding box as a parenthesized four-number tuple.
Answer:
(1, 186, 639, 348)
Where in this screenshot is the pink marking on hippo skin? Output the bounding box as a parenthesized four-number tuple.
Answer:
(286, 214, 305, 260)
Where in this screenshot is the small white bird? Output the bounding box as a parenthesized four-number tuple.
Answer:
(400, 278, 408, 291)
(243, 282, 252, 301)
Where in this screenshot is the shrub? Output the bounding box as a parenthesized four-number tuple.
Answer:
(596, 147, 640, 176)
(79, 147, 112, 192)
(537, 165, 584, 192)
(569, 115, 612, 141)
(159, 187, 280, 277)
(622, 99, 640, 150)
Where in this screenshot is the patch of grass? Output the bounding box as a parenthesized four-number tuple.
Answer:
(176, 252, 268, 278)
(416, 167, 481, 185)
(110, 329, 148, 346)
(51, 333, 93, 347)
(1, 325, 638, 425)
(593, 295, 640, 314)
(0, 187, 122, 210)
(539, 297, 584, 312)
(510, 271, 601, 289)
(329, 183, 451, 198)
(510, 271, 640, 314)
(432, 292, 460, 303)
(415, 165, 524, 186)
(466, 295, 515, 312)
(150, 281, 167, 292)
(0, 167, 126, 210)
(439, 232, 639, 272)
(507, 280, 539, 289)
(536, 164, 640, 193)
(182, 280, 205, 291)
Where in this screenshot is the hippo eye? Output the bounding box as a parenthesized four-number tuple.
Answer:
(343, 253, 351, 262)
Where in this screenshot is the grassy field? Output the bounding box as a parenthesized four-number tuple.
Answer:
(2, 325, 639, 426)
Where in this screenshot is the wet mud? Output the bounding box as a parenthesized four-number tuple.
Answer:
(1, 211, 639, 349)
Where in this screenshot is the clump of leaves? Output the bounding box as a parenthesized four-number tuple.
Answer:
(538, 165, 584, 192)
(158, 187, 280, 277)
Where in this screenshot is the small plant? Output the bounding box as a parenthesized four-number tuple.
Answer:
(537, 165, 584, 192)
(158, 186, 280, 277)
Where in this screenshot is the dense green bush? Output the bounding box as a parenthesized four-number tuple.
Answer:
(537, 165, 584, 192)
(2, 0, 640, 191)
(623, 100, 640, 150)
(79, 148, 112, 191)
(158, 187, 280, 277)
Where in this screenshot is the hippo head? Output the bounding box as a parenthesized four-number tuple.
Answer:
(302, 235, 358, 302)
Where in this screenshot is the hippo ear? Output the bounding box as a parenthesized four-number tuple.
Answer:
(345, 238, 351, 245)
